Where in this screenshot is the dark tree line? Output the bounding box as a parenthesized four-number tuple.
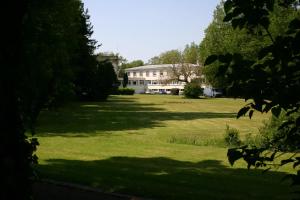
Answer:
(1, 0, 117, 199)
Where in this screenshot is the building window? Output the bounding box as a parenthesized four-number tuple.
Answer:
(139, 72, 143, 77)
(152, 81, 157, 85)
(128, 80, 131, 85)
(133, 81, 137, 85)
(133, 72, 136, 77)
(160, 71, 164, 76)
(146, 71, 149, 77)
(153, 71, 156, 77)
(140, 80, 144, 85)
(127, 72, 130, 77)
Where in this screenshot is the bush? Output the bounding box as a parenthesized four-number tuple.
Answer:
(257, 112, 300, 151)
(170, 88, 179, 95)
(116, 88, 135, 95)
(183, 83, 203, 99)
(224, 125, 241, 147)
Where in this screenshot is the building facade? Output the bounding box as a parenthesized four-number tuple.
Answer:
(124, 64, 199, 94)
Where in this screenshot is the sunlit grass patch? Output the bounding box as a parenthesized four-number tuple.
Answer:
(36, 95, 295, 200)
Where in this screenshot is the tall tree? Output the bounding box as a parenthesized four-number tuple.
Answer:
(93, 60, 118, 101)
(123, 73, 129, 88)
(147, 56, 161, 65)
(72, 2, 99, 101)
(183, 42, 200, 64)
(158, 49, 182, 64)
(1, 0, 100, 198)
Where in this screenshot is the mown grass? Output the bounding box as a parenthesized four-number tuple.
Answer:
(36, 95, 296, 200)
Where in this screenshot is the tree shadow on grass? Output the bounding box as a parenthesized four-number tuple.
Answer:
(36, 97, 237, 136)
(37, 157, 295, 200)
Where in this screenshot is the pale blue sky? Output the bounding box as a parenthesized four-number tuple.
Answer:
(82, 0, 220, 62)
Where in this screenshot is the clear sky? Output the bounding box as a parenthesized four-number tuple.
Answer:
(82, 0, 220, 62)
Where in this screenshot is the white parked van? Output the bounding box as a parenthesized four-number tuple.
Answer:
(203, 86, 223, 97)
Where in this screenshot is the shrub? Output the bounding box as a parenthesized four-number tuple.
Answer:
(243, 133, 262, 147)
(116, 88, 135, 95)
(168, 134, 224, 147)
(183, 83, 203, 98)
(257, 112, 300, 151)
(170, 88, 179, 95)
(224, 125, 241, 147)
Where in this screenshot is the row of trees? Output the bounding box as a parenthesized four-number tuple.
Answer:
(199, 0, 297, 88)
(148, 42, 200, 65)
(1, 0, 117, 199)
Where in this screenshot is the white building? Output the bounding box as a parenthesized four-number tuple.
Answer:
(124, 64, 200, 94)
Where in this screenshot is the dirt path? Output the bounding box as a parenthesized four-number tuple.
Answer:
(33, 180, 147, 200)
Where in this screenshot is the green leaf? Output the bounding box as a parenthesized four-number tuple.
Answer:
(293, 161, 300, 169)
(281, 158, 295, 166)
(271, 106, 281, 118)
(264, 151, 276, 161)
(227, 148, 243, 166)
(270, 151, 276, 160)
(204, 55, 218, 65)
(237, 106, 250, 118)
(249, 110, 254, 119)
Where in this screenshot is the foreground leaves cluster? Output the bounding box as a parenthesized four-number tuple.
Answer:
(205, 0, 300, 192)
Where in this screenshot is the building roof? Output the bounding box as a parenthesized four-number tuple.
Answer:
(125, 64, 198, 71)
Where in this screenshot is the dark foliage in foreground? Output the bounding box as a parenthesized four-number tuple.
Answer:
(1, 0, 116, 199)
(205, 0, 300, 192)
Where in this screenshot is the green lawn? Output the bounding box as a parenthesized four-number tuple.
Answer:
(36, 95, 296, 200)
